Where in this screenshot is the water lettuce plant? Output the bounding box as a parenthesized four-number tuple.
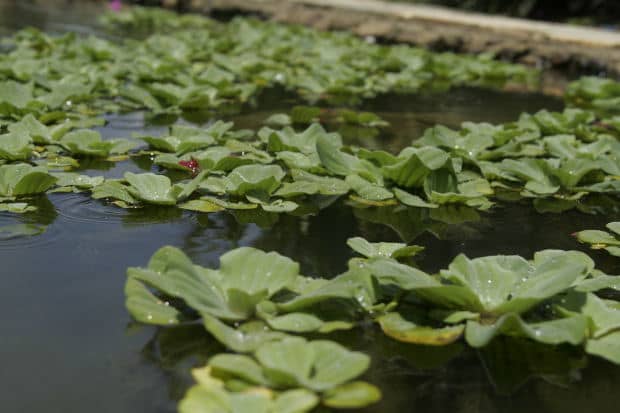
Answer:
(123, 236, 620, 413)
(58, 129, 136, 158)
(575, 222, 620, 257)
(125, 245, 374, 343)
(180, 337, 381, 412)
(0, 5, 536, 130)
(566, 76, 620, 116)
(0, 163, 57, 212)
(366, 250, 592, 346)
(92, 171, 205, 207)
(126, 241, 620, 366)
(0, 6, 617, 222)
(558, 292, 620, 364)
(0, 130, 33, 161)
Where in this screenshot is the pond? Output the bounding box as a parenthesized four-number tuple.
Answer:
(1, 2, 619, 413)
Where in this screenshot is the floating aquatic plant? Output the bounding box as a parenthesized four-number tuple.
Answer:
(575, 222, 620, 257)
(179, 337, 381, 412)
(0, 163, 57, 212)
(126, 240, 620, 366)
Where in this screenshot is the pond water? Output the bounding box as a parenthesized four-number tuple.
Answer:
(1, 2, 619, 413)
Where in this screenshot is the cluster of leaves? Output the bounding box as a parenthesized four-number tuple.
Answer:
(368, 249, 620, 361)
(412, 107, 620, 212)
(4, 102, 620, 217)
(0, 113, 134, 159)
(125, 239, 620, 410)
(566, 77, 620, 117)
(575, 221, 620, 257)
(93, 105, 620, 215)
(0, 161, 104, 213)
(125, 245, 391, 411)
(0, 6, 535, 124)
(0, 113, 135, 211)
(180, 337, 381, 413)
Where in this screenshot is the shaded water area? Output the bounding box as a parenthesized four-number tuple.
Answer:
(1, 2, 620, 413)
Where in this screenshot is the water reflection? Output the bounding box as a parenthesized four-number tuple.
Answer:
(137, 319, 606, 413)
(0, 195, 58, 249)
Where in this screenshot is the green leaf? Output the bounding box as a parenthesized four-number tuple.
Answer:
(179, 199, 225, 213)
(572, 293, 620, 339)
(267, 123, 337, 155)
(218, 247, 299, 296)
(8, 114, 52, 144)
(345, 174, 393, 201)
(377, 312, 464, 346)
(574, 274, 620, 292)
(365, 257, 439, 290)
(465, 313, 587, 347)
(60, 129, 114, 157)
(124, 278, 182, 325)
(126, 246, 236, 320)
(0, 164, 57, 197)
(225, 165, 285, 196)
(316, 133, 365, 177)
(255, 337, 370, 391)
(586, 331, 620, 364)
(209, 354, 268, 385)
(575, 224, 620, 256)
(0, 131, 33, 161)
(124, 172, 179, 205)
(289, 170, 349, 195)
(323, 381, 382, 409)
(439, 251, 589, 314)
(91, 180, 137, 205)
(202, 314, 288, 353)
(0, 80, 33, 110)
(393, 187, 438, 208)
(382, 147, 449, 188)
(347, 237, 424, 259)
(127, 246, 303, 324)
(265, 313, 324, 333)
(52, 172, 104, 190)
(263, 114, 292, 128)
(273, 389, 319, 413)
(278, 268, 376, 312)
(178, 385, 232, 413)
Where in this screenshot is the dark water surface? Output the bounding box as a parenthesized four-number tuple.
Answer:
(1, 2, 619, 413)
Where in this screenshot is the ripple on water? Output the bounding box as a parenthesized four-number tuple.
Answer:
(0, 212, 62, 251)
(54, 193, 128, 225)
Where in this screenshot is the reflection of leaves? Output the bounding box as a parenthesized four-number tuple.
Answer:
(480, 336, 587, 395)
(352, 205, 431, 243)
(142, 324, 223, 371)
(347, 236, 424, 259)
(140, 324, 225, 402)
(352, 203, 480, 243)
(0, 223, 46, 239)
(122, 204, 184, 226)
